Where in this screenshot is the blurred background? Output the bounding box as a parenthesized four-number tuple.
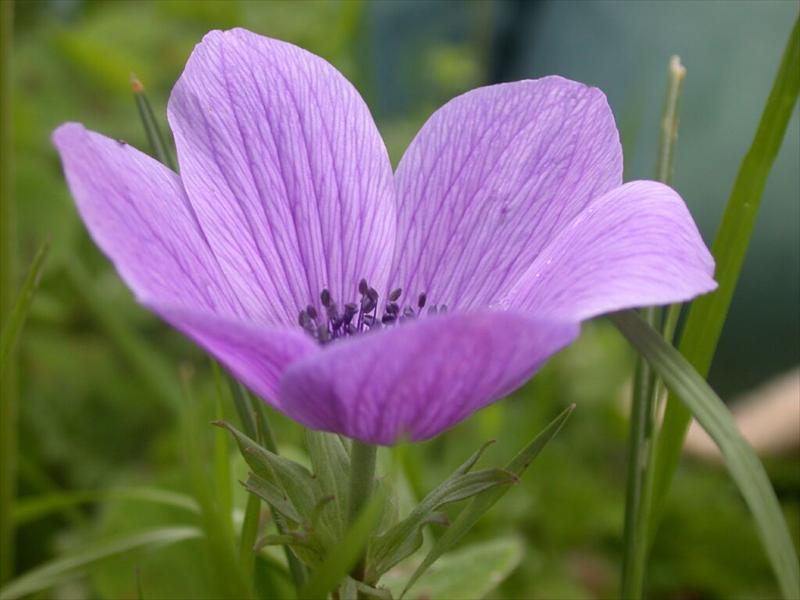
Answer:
(6, 1, 799, 598)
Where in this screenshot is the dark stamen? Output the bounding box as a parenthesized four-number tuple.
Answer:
(321, 288, 331, 307)
(297, 282, 439, 345)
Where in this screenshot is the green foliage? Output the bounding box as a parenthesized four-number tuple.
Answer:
(611, 310, 799, 599)
(6, 1, 798, 599)
(653, 14, 800, 539)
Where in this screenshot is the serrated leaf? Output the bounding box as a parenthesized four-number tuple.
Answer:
(305, 431, 351, 537)
(401, 405, 573, 598)
(368, 441, 514, 581)
(243, 474, 302, 524)
(301, 491, 384, 600)
(216, 421, 318, 516)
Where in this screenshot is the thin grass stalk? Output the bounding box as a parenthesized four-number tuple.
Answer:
(211, 362, 233, 533)
(229, 381, 306, 590)
(649, 15, 800, 536)
(179, 366, 253, 600)
(0, 0, 17, 584)
(620, 55, 686, 599)
(131, 76, 176, 170)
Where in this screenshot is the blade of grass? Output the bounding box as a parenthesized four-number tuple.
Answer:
(179, 366, 253, 600)
(13, 488, 199, 526)
(131, 75, 176, 170)
(64, 258, 181, 413)
(0, 527, 201, 600)
(211, 362, 233, 530)
(611, 310, 800, 599)
(0, 0, 17, 584)
(401, 405, 574, 599)
(0, 243, 49, 378)
(620, 55, 685, 599)
(651, 14, 800, 536)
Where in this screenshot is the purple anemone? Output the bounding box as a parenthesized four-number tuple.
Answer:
(53, 29, 716, 445)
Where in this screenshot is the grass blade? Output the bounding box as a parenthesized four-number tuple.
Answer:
(0, 0, 17, 583)
(611, 310, 800, 599)
(12, 487, 199, 526)
(401, 405, 574, 599)
(620, 55, 686, 598)
(64, 258, 181, 412)
(0, 527, 201, 600)
(0, 243, 49, 377)
(652, 14, 800, 535)
(131, 75, 176, 170)
(179, 367, 253, 600)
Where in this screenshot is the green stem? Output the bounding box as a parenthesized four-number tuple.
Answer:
(348, 440, 377, 582)
(649, 15, 800, 539)
(0, 0, 17, 585)
(620, 55, 686, 599)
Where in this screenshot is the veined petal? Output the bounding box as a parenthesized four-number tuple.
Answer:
(53, 123, 243, 318)
(148, 303, 320, 408)
(168, 28, 396, 327)
(497, 181, 717, 321)
(390, 77, 622, 310)
(279, 312, 579, 445)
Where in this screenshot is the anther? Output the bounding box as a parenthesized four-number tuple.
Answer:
(358, 279, 368, 295)
(417, 293, 427, 309)
(306, 305, 318, 320)
(320, 288, 331, 307)
(389, 288, 402, 301)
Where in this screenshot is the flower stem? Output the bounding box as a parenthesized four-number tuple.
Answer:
(0, 0, 17, 585)
(348, 439, 377, 581)
(620, 55, 685, 600)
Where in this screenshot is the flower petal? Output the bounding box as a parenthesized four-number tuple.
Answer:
(496, 181, 717, 321)
(148, 303, 319, 409)
(390, 76, 622, 310)
(168, 28, 396, 326)
(279, 312, 578, 444)
(53, 123, 243, 318)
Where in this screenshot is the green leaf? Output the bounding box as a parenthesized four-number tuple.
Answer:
(306, 431, 351, 538)
(216, 420, 319, 518)
(401, 405, 573, 598)
(0, 242, 48, 379)
(610, 310, 800, 599)
(367, 441, 508, 580)
(301, 491, 384, 600)
(653, 14, 800, 544)
(243, 473, 302, 524)
(387, 537, 523, 600)
(12, 487, 199, 526)
(0, 527, 201, 600)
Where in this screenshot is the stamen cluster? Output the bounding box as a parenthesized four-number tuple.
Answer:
(297, 279, 447, 345)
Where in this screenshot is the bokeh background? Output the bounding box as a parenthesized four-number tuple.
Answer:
(7, 1, 799, 598)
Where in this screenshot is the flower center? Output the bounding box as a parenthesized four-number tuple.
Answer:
(297, 279, 447, 345)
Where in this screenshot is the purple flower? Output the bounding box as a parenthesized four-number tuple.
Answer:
(53, 29, 715, 445)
